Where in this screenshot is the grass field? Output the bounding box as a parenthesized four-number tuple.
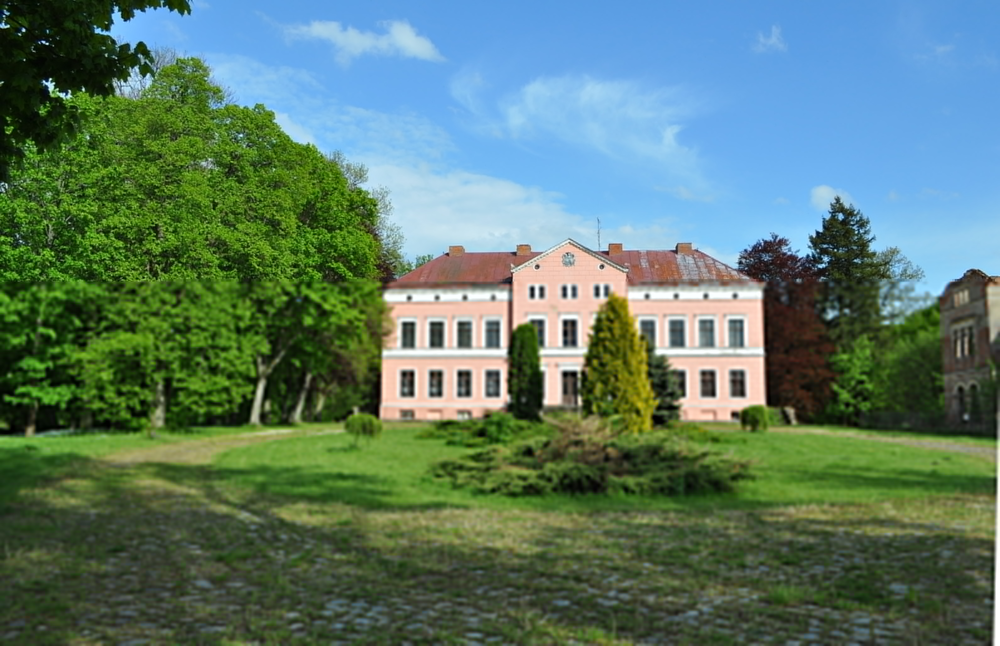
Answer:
(0, 423, 995, 645)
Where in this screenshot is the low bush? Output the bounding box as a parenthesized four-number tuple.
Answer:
(767, 407, 784, 427)
(431, 414, 753, 497)
(740, 405, 769, 432)
(416, 412, 550, 447)
(344, 413, 382, 447)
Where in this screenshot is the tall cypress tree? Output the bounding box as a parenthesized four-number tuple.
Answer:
(581, 293, 656, 433)
(508, 323, 543, 420)
(808, 197, 887, 348)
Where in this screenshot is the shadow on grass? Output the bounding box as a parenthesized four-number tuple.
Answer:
(0, 447, 86, 510)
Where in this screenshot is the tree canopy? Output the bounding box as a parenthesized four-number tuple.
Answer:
(0, 0, 192, 182)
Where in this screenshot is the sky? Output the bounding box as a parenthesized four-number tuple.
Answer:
(113, 1, 999, 296)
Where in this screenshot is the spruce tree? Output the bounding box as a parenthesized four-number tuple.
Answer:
(582, 293, 656, 433)
(807, 197, 887, 348)
(646, 342, 682, 426)
(508, 323, 543, 420)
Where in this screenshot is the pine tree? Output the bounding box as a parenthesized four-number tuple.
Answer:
(581, 293, 656, 433)
(508, 323, 543, 420)
(808, 197, 887, 348)
(646, 342, 682, 426)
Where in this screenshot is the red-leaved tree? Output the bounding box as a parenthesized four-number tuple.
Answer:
(738, 234, 836, 420)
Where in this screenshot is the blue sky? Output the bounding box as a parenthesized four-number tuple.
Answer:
(114, 1, 999, 295)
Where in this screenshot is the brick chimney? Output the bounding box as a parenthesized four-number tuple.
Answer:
(607, 243, 623, 254)
(675, 242, 693, 255)
(516, 244, 532, 256)
(448, 245, 465, 257)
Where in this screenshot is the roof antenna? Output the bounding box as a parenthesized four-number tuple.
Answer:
(596, 217, 602, 251)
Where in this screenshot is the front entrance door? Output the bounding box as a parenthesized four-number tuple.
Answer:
(561, 371, 579, 408)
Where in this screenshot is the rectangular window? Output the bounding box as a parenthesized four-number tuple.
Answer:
(399, 370, 415, 398)
(700, 370, 716, 398)
(485, 370, 501, 398)
(571, 284, 578, 298)
(698, 318, 715, 348)
(400, 321, 416, 348)
(529, 284, 546, 300)
(531, 318, 546, 348)
(728, 319, 745, 348)
(639, 319, 656, 349)
(529, 285, 536, 299)
(457, 320, 473, 348)
(593, 284, 601, 298)
(561, 284, 578, 299)
(400, 410, 414, 420)
(485, 320, 501, 348)
(603, 284, 610, 298)
(457, 370, 472, 398)
(429, 370, 443, 398)
(562, 319, 578, 348)
(669, 319, 685, 348)
(429, 321, 444, 348)
(457, 410, 472, 421)
(729, 369, 746, 398)
(672, 370, 687, 398)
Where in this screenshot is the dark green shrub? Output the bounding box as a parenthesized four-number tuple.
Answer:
(740, 405, 769, 432)
(767, 407, 784, 427)
(482, 412, 517, 444)
(344, 413, 382, 446)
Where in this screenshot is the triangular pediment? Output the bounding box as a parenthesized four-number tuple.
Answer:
(510, 238, 628, 274)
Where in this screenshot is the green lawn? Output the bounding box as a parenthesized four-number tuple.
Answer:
(0, 423, 994, 645)
(202, 425, 996, 514)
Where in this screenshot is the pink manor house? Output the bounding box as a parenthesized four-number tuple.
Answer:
(380, 239, 767, 422)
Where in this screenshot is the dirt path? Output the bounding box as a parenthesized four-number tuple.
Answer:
(103, 427, 344, 466)
(767, 425, 998, 463)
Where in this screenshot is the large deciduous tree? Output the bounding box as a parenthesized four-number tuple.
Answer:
(581, 293, 656, 433)
(0, 0, 192, 182)
(738, 233, 836, 420)
(508, 323, 543, 421)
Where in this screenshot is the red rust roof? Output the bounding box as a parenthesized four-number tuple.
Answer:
(387, 245, 754, 288)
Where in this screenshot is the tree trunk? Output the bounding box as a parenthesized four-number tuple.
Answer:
(290, 371, 313, 425)
(249, 374, 269, 426)
(312, 391, 327, 422)
(149, 380, 166, 434)
(24, 401, 38, 438)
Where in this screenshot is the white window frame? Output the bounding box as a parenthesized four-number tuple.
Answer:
(428, 369, 444, 398)
(697, 316, 716, 349)
(559, 314, 580, 348)
(484, 369, 503, 398)
(698, 368, 717, 399)
(398, 317, 418, 349)
(561, 284, 579, 299)
(483, 317, 503, 349)
(725, 316, 746, 349)
(528, 284, 546, 300)
(528, 315, 548, 349)
(667, 316, 687, 348)
(399, 368, 417, 398)
(455, 368, 473, 398)
(637, 316, 658, 349)
(427, 317, 447, 349)
(454, 317, 475, 349)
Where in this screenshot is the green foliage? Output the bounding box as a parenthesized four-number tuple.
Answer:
(827, 335, 876, 425)
(740, 405, 770, 432)
(646, 343, 682, 426)
(508, 324, 543, 420)
(0, 0, 192, 182)
(344, 413, 382, 447)
(868, 304, 944, 416)
(581, 293, 656, 433)
(431, 414, 753, 497)
(417, 412, 549, 447)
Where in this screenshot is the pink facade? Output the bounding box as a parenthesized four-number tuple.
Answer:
(381, 239, 766, 423)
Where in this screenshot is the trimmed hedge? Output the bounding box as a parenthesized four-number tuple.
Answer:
(740, 405, 769, 432)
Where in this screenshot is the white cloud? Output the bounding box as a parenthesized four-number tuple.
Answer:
(273, 111, 315, 145)
(753, 26, 787, 53)
(773, 197, 790, 205)
(810, 185, 855, 211)
(453, 74, 704, 190)
(284, 19, 445, 66)
(887, 190, 900, 202)
(207, 54, 324, 107)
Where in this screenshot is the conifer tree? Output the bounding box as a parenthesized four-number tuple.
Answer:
(582, 293, 656, 433)
(808, 197, 887, 347)
(508, 323, 543, 420)
(646, 342, 682, 426)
